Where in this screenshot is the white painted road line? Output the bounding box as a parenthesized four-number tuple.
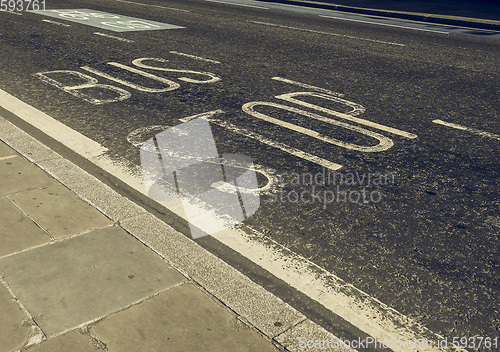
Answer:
(179, 109, 225, 123)
(433, 119, 500, 140)
(205, 0, 269, 9)
(319, 15, 450, 34)
(42, 19, 71, 27)
(250, 21, 406, 47)
(112, 0, 190, 12)
(0, 90, 108, 159)
(170, 51, 221, 64)
(94, 32, 135, 43)
(272, 76, 344, 97)
(4, 11, 22, 15)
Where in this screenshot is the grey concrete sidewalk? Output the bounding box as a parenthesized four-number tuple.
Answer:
(257, 0, 500, 30)
(0, 140, 281, 351)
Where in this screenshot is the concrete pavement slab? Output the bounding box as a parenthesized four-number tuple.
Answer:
(90, 283, 279, 352)
(0, 283, 31, 352)
(9, 183, 113, 240)
(274, 319, 355, 352)
(0, 197, 51, 258)
(0, 152, 53, 198)
(120, 213, 305, 338)
(0, 141, 13, 156)
(0, 226, 185, 336)
(37, 158, 146, 222)
(25, 330, 105, 352)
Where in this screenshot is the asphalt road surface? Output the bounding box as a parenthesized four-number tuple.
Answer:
(1, 0, 499, 350)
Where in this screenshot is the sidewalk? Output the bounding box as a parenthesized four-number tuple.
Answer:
(0, 139, 288, 351)
(257, 0, 500, 30)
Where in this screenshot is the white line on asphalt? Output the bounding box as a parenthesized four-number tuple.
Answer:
(4, 11, 22, 15)
(94, 32, 135, 43)
(272, 77, 344, 97)
(112, 0, 190, 12)
(81, 65, 179, 93)
(250, 21, 406, 46)
(42, 19, 71, 27)
(319, 15, 450, 34)
(170, 51, 221, 64)
(433, 119, 500, 140)
(0, 155, 17, 161)
(0, 90, 108, 159)
(204, 114, 344, 170)
(205, 0, 268, 9)
(0, 93, 467, 352)
(179, 109, 225, 123)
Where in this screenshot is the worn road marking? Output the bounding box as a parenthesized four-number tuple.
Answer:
(433, 119, 500, 140)
(0, 155, 18, 161)
(112, 0, 190, 12)
(170, 51, 221, 64)
(3, 11, 22, 15)
(0, 90, 108, 158)
(94, 32, 134, 42)
(34, 70, 132, 105)
(205, 0, 268, 9)
(272, 76, 344, 97)
(179, 109, 225, 123)
(81, 64, 180, 93)
(42, 19, 71, 27)
(319, 15, 450, 34)
(250, 20, 405, 46)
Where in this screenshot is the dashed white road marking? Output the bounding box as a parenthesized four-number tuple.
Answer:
(250, 20, 406, 46)
(205, 0, 268, 9)
(0, 155, 18, 161)
(319, 15, 450, 34)
(272, 76, 344, 97)
(112, 0, 190, 12)
(433, 119, 500, 140)
(0, 92, 468, 352)
(94, 32, 134, 43)
(170, 51, 221, 64)
(179, 109, 225, 123)
(42, 19, 71, 27)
